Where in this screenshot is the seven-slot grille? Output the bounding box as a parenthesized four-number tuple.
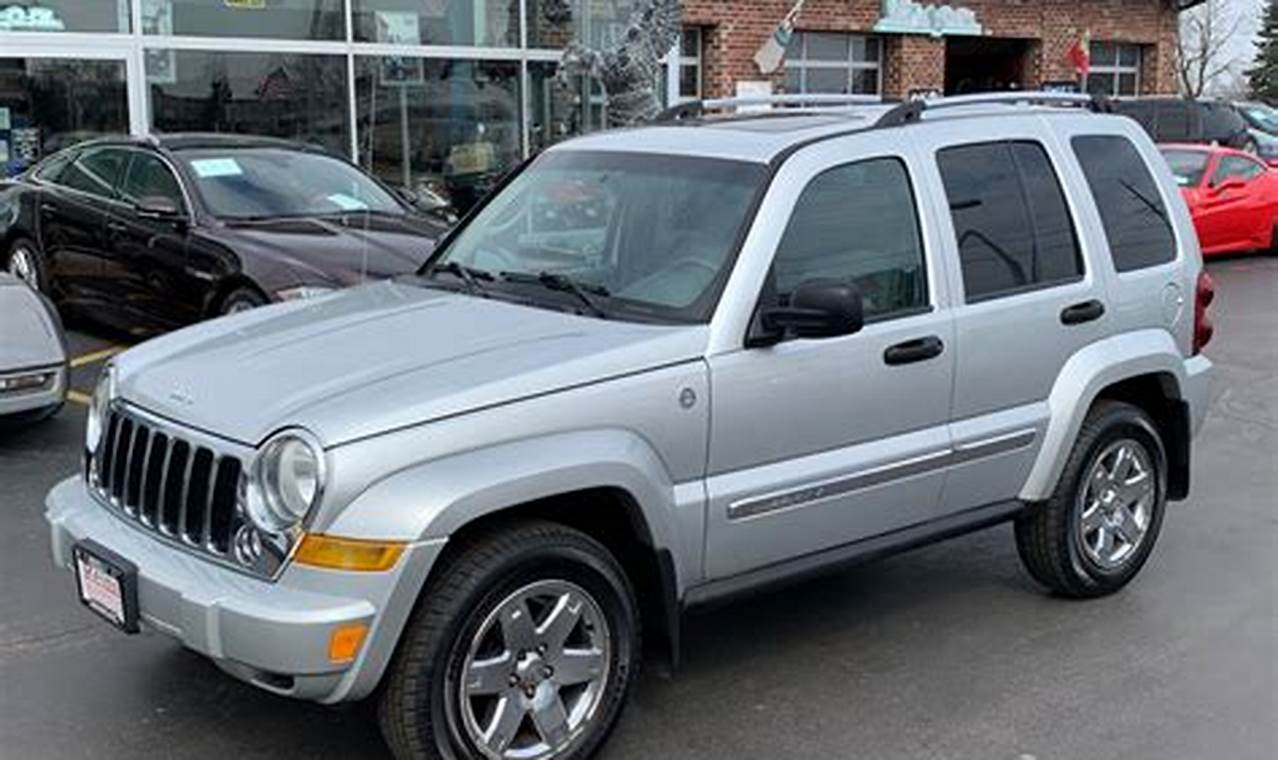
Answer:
(90, 406, 244, 558)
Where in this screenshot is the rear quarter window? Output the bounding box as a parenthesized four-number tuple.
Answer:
(1071, 135, 1176, 272)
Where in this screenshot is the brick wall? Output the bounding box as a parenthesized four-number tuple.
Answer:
(680, 0, 1179, 98)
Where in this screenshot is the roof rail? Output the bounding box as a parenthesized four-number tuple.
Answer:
(656, 94, 882, 122)
(873, 90, 1113, 128)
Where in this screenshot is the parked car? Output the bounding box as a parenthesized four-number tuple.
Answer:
(1236, 100, 1278, 136)
(46, 93, 1213, 760)
(0, 272, 66, 423)
(0, 134, 450, 334)
(1160, 143, 1278, 257)
(1113, 97, 1255, 152)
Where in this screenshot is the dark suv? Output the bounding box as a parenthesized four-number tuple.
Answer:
(1113, 98, 1255, 152)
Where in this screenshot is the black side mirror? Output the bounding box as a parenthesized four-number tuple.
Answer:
(136, 195, 183, 220)
(751, 278, 864, 347)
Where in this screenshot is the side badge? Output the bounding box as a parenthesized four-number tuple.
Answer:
(678, 387, 697, 409)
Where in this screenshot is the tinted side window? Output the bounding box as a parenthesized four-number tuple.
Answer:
(1210, 155, 1264, 185)
(120, 153, 184, 209)
(771, 157, 927, 321)
(1154, 102, 1193, 142)
(1071, 135, 1176, 272)
(58, 148, 127, 199)
(937, 141, 1082, 302)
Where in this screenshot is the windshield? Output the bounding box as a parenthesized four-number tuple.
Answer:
(176, 147, 405, 220)
(429, 150, 767, 323)
(1161, 149, 1210, 187)
(1242, 103, 1278, 133)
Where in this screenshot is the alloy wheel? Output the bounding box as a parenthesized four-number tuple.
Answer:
(457, 579, 612, 759)
(7, 246, 40, 291)
(1077, 439, 1156, 570)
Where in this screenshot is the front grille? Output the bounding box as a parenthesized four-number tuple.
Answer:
(90, 406, 245, 559)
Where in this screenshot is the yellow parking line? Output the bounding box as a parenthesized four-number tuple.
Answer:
(67, 390, 92, 406)
(70, 346, 124, 368)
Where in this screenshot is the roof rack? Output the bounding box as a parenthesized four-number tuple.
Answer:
(873, 90, 1113, 128)
(656, 94, 882, 122)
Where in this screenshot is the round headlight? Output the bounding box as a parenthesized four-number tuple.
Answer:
(85, 365, 115, 453)
(246, 430, 326, 533)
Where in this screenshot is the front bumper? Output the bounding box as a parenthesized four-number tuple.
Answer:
(0, 362, 66, 417)
(46, 477, 444, 703)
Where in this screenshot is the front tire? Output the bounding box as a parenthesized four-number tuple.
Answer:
(1015, 401, 1168, 598)
(379, 521, 640, 760)
(217, 286, 267, 316)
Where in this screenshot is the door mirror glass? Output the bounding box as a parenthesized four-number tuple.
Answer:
(757, 278, 864, 344)
(136, 195, 183, 218)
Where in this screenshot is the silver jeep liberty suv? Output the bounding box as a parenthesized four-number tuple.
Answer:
(48, 93, 1214, 760)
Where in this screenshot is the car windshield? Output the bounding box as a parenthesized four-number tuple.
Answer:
(428, 150, 767, 323)
(176, 147, 405, 220)
(1242, 103, 1278, 133)
(1161, 149, 1210, 187)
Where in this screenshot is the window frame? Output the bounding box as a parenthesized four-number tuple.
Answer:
(54, 146, 131, 202)
(762, 154, 932, 327)
(936, 138, 1086, 305)
(676, 26, 703, 102)
(1087, 42, 1142, 97)
(1210, 153, 1266, 186)
(784, 31, 883, 97)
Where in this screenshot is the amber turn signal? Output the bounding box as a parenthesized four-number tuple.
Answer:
(294, 534, 405, 572)
(328, 623, 369, 664)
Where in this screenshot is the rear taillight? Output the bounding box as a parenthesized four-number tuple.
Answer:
(1193, 270, 1215, 355)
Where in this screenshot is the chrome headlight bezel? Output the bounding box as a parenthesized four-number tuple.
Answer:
(85, 364, 116, 455)
(243, 428, 327, 534)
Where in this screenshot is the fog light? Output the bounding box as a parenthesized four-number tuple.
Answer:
(293, 534, 405, 572)
(328, 624, 369, 664)
(0, 371, 51, 394)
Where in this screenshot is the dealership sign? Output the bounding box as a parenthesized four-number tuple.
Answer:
(0, 5, 66, 31)
(873, 0, 983, 37)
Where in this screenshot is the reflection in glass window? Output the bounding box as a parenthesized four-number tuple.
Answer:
(120, 152, 184, 208)
(0, 58, 129, 175)
(141, 0, 343, 40)
(352, 0, 519, 47)
(0, 0, 129, 33)
(528, 61, 589, 155)
(147, 50, 350, 158)
(1072, 135, 1175, 272)
(525, 0, 637, 50)
(355, 57, 520, 214)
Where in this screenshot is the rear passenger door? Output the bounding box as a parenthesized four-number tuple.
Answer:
(923, 135, 1107, 514)
(37, 147, 127, 306)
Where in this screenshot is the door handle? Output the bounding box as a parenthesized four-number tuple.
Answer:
(1060, 299, 1105, 325)
(40, 202, 57, 213)
(107, 221, 128, 232)
(883, 336, 944, 366)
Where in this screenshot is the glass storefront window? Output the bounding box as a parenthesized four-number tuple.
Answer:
(526, 0, 638, 50)
(0, 1, 129, 33)
(528, 61, 588, 155)
(147, 50, 349, 157)
(355, 57, 520, 213)
(0, 58, 129, 176)
(352, 1, 519, 48)
(141, 0, 343, 41)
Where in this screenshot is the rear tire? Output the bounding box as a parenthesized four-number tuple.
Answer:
(1015, 401, 1168, 598)
(5, 237, 48, 293)
(378, 521, 640, 760)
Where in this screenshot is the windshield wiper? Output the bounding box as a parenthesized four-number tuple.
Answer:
(427, 261, 494, 295)
(500, 271, 610, 318)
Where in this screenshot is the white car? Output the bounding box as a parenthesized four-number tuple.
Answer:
(0, 272, 67, 422)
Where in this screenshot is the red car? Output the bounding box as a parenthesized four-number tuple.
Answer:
(1160, 144, 1278, 257)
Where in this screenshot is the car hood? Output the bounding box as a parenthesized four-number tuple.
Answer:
(0, 276, 65, 369)
(215, 213, 446, 287)
(114, 280, 707, 446)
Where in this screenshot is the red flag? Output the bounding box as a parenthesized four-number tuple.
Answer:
(1067, 31, 1091, 77)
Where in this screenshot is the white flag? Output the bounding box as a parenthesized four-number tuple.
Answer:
(753, 0, 807, 75)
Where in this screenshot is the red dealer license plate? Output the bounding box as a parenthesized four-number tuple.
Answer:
(73, 541, 139, 634)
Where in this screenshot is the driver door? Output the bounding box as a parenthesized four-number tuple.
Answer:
(1198, 154, 1268, 251)
(703, 146, 956, 580)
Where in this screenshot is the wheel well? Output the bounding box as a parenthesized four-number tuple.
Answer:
(438, 487, 680, 670)
(204, 276, 266, 317)
(1094, 372, 1191, 500)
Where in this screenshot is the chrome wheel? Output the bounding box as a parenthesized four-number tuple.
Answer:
(458, 579, 611, 760)
(1077, 439, 1156, 570)
(223, 299, 257, 315)
(7, 245, 39, 290)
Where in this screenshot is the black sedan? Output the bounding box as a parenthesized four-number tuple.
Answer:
(0, 134, 451, 333)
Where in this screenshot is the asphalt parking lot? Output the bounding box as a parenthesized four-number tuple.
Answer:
(1, 256, 1275, 760)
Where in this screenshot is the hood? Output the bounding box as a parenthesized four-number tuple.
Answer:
(216, 212, 447, 287)
(0, 276, 65, 369)
(114, 281, 707, 446)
